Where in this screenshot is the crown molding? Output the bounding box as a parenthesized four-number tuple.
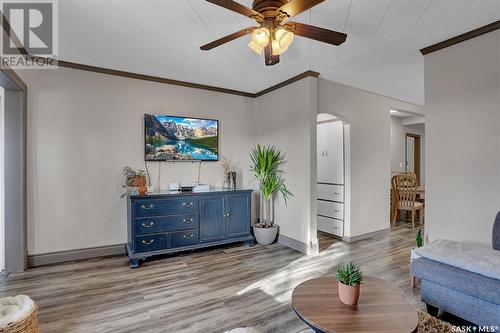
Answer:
(420, 20, 500, 55)
(56, 60, 256, 98)
(254, 70, 320, 97)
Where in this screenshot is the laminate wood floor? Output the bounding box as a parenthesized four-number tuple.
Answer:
(1, 228, 422, 333)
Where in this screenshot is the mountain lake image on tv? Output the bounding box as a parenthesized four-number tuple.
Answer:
(145, 114, 219, 161)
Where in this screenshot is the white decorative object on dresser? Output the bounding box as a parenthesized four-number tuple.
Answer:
(317, 117, 344, 237)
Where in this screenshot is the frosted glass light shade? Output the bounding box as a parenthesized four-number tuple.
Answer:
(275, 27, 294, 49)
(251, 28, 270, 48)
(248, 41, 263, 55)
(271, 39, 287, 56)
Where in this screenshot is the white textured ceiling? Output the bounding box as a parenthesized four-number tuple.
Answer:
(60, 0, 500, 105)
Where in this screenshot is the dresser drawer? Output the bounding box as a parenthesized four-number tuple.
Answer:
(169, 229, 199, 248)
(134, 234, 168, 253)
(134, 214, 198, 235)
(133, 198, 199, 217)
(317, 200, 343, 220)
(317, 183, 344, 202)
(317, 215, 343, 237)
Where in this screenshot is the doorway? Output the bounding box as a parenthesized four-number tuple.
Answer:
(405, 133, 421, 183)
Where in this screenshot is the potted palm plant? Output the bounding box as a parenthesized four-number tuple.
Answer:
(250, 144, 292, 245)
(335, 262, 364, 305)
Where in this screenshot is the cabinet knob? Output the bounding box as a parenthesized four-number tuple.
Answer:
(141, 239, 155, 245)
(224, 213, 231, 218)
(141, 222, 154, 228)
(182, 218, 194, 224)
(141, 204, 154, 210)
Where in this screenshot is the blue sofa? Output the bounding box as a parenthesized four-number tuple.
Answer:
(411, 212, 500, 327)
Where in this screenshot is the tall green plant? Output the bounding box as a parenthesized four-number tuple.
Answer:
(250, 144, 293, 204)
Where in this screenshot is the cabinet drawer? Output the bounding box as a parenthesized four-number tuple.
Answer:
(169, 229, 199, 248)
(317, 215, 343, 237)
(134, 234, 168, 253)
(134, 214, 198, 235)
(133, 198, 198, 217)
(317, 200, 343, 220)
(317, 183, 344, 202)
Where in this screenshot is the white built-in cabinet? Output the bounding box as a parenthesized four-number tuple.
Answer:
(317, 120, 344, 237)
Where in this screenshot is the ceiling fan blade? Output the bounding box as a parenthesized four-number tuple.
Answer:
(286, 22, 347, 45)
(264, 43, 280, 66)
(206, 0, 264, 20)
(200, 27, 256, 50)
(276, 0, 324, 18)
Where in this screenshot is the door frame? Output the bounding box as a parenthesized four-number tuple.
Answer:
(0, 66, 27, 272)
(405, 133, 421, 183)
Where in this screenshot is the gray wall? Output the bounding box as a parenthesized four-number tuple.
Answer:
(318, 79, 423, 237)
(4, 89, 25, 271)
(425, 30, 500, 246)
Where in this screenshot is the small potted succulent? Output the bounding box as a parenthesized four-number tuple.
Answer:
(249, 144, 292, 245)
(335, 262, 364, 305)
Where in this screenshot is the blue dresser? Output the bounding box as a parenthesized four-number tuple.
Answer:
(127, 189, 254, 268)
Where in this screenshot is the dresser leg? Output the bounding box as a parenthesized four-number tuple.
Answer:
(244, 239, 256, 247)
(130, 258, 139, 268)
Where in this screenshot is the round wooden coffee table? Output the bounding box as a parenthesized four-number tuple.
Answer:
(292, 276, 418, 333)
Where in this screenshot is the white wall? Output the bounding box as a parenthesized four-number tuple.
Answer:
(254, 77, 318, 253)
(425, 30, 500, 246)
(318, 79, 423, 238)
(18, 68, 257, 255)
(390, 116, 425, 184)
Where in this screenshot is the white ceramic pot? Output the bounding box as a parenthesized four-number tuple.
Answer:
(253, 225, 278, 245)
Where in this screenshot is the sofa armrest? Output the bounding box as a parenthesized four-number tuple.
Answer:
(494, 211, 500, 251)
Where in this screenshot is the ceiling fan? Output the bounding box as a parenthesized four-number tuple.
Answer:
(200, 0, 347, 66)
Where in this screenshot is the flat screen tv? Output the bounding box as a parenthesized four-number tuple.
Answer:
(144, 114, 219, 161)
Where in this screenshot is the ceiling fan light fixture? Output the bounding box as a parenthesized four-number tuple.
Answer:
(251, 27, 270, 48)
(275, 27, 294, 49)
(248, 41, 264, 55)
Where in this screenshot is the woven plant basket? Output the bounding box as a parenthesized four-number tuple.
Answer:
(0, 304, 39, 333)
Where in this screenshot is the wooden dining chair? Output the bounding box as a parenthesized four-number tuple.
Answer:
(391, 173, 423, 229)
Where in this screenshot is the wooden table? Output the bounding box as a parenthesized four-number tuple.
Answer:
(292, 276, 418, 333)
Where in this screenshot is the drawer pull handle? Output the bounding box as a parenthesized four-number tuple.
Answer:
(183, 234, 195, 240)
(224, 213, 231, 218)
(141, 222, 154, 228)
(141, 204, 154, 210)
(182, 218, 194, 224)
(183, 202, 194, 208)
(141, 239, 155, 245)
(334, 192, 341, 195)
(334, 210, 341, 213)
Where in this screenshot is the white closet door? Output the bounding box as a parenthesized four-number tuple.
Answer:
(317, 121, 343, 184)
(317, 122, 329, 182)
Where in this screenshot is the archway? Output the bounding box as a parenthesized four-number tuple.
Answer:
(312, 112, 351, 252)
